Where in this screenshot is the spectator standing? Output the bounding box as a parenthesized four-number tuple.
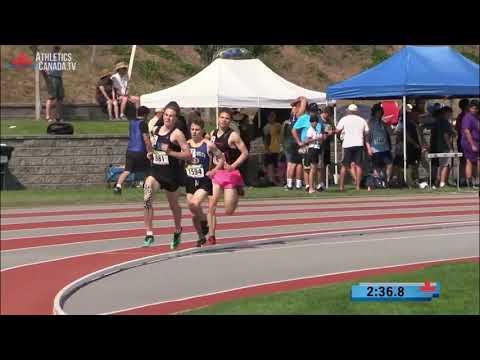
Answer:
(44, 45, 64, 123)
(455, 99, 470, 184)
(367, 103, 393, 185)
(292, 102, 322, 192)
(282, 97, 307, 190)
(334, 104, 370, 191)
(96, 69, 118, 120)
(263, 112, 282, 185)
(430, 106, 455, 188)
(404, 110, 428, 187)
(317, 106, 334, 191)
(304, 114, 324, 194)
(461, 100, 480, 189)
(236, 112, 255, 186)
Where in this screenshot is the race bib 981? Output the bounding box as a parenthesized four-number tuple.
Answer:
(153, 151, 169, 165)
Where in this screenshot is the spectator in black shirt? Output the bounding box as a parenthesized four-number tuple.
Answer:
(96, 69, 119, 120)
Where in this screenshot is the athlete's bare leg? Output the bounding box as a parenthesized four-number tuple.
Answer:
(187, 190, 209, 237)
(166, 189, 182, 233)
(224, 188, 240, 215)
(208, 184, 222, 239)
(143, 176, 160, 233)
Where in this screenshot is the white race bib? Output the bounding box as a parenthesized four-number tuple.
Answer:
(186, 164, 205, 178)
(153, 151, 169, 165)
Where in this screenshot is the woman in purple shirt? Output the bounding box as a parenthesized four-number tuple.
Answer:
(461, 100, 479, 188)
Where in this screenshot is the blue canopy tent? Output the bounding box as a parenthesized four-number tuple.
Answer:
(326, 45, 480, 183)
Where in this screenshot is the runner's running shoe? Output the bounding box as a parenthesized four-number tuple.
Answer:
(143, 234, 154, 247)
(207, 236, 216, 245)
(170, 228, 182, 250)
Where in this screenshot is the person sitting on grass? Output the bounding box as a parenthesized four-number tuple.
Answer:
(113, 106, 153, 194)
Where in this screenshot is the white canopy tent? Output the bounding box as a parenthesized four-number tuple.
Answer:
(140, 58, 328, 109)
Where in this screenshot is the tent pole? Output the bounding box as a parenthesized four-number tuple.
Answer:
(333, 104, 338, 184)
(34, 57, 40, 121)
(403, 96, 407, 185)
(258, 108, 261, 129)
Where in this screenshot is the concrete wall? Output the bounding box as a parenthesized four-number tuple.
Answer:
(0, 134, 347, 189)
(1, 135, 128, 188)
(0, 135, 268, 189)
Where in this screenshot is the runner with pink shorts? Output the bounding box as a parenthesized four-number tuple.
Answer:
(207, 109, 249, 245)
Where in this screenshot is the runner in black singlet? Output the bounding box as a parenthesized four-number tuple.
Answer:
(142, 104, 192, 250)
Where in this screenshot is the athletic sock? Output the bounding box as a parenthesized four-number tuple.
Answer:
(116, 184, 122, 189)
(146, 231, 153, 236)
(287, 178, 293, 187)
(296, 179, 302, 188)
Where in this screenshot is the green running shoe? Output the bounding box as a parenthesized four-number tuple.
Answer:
(143, 234, 154, 247)
(170, 228, 182, 250)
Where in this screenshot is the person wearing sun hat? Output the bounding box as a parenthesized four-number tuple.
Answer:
(111, 62, 140, 120)
(334, 103, 370, 192)
(96, 69, 119, 120)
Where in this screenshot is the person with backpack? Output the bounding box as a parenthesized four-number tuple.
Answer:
(113, 106, 152, 194)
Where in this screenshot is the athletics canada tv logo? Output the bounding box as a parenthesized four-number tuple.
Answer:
(4, 50, 78, 71)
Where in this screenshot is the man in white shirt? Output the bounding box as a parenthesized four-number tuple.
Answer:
(111, 62, 140, 120)
(334, 104, 371, 191)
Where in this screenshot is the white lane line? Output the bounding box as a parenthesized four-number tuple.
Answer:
(3, 220, 479, 274)
(103, 255, 480, 315)
(184, 231, 480, 258)
(2, 218, 478, 254)
(2, 205, 478, 240)
(2, 195, 476, 216)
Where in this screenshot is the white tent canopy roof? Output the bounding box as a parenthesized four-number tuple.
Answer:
(140, 58, 327, 109)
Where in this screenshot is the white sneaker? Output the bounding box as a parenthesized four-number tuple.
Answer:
(419, 182, 429, 189)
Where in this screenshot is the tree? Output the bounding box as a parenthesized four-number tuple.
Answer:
(194, 45, 229, 65)
(194, 45, 273, 65)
